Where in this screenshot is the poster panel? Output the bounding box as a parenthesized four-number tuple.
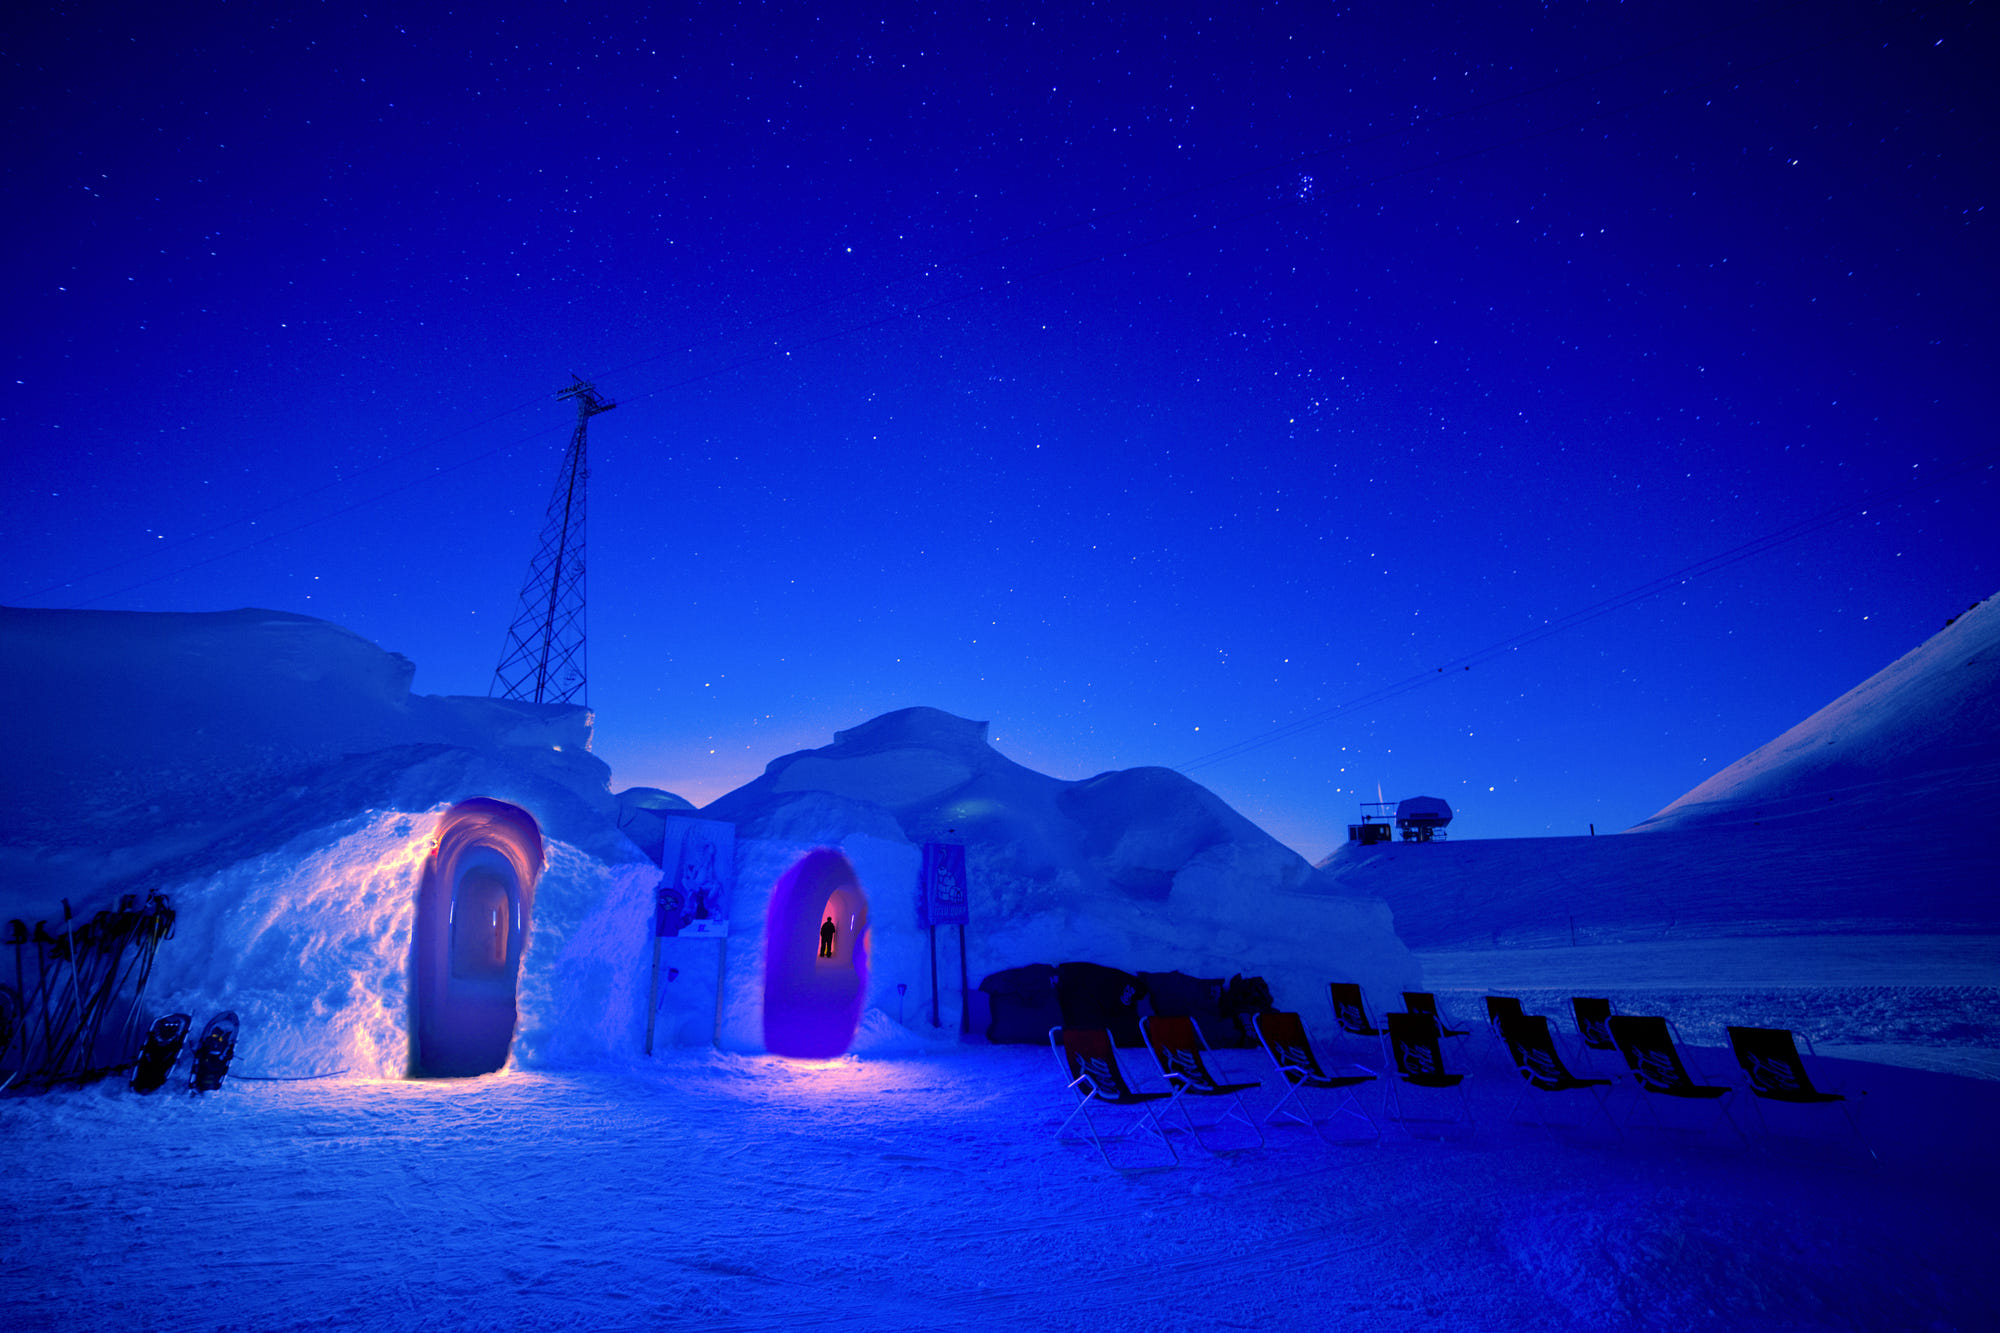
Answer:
(919, 841, 968, 927)
(655, 817, 735, 937)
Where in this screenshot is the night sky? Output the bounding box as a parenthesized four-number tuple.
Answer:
(5, 2, 1993, 860)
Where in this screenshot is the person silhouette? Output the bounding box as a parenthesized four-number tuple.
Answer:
(819, 916, 837, 958)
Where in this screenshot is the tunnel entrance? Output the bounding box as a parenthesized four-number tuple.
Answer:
(764, 849, 871, 1059)
(412, 798, 543, 1077)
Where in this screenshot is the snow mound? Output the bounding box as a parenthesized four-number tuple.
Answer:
(701, 706, 1416, 1009)
(0, 605, 644, 907)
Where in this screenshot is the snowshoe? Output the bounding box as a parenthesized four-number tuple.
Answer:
(188, 1012, 239, 1094)
(131, 1012, 192, 1094)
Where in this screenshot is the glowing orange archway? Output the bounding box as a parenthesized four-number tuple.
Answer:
(411, 798, 543, 1077)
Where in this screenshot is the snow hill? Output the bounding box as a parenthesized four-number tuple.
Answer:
(695, 706, 1415, 1004)
(1322, 594, 2000, 948)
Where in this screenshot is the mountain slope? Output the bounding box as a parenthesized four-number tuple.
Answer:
(1321, 595, 2000, 947)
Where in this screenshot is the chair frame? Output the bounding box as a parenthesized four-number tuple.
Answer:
(1249, 1009, 1379, 1145)
(1495, 1013, 1620, 1142)
(1139, 1014, 1265, 1151)
(1049, 1026, 1179, 1168)
(1726, 1025, 1876, 1165)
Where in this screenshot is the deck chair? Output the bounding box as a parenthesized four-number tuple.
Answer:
(1140, 1014, 1264, 1151)
(1608, 1015, 1745, 1147)
(1050, 1027, 1178, 1168)
(1496, 1013, 1619, 1141)
(1250, 1010, 1379, 1144)
(1402, 992, 1472, 1039)
(1383, 1011, 1474, 1138)
(1329, 982, 1385, 1038)
(1726, 1026, 1875, 1164)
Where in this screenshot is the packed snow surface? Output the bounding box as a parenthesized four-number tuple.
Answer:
(5, 1033, 1994, 1332)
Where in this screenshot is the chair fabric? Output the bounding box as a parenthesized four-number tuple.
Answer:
(1610, 1016, 1730, 1099)
(1571, 997, 1617, 1052)
(1250, 1010, 1379, 1143)
(1050, 1026, 1178, 1167)
(1329, 982, 1385, 1038)
(1139, 1014, 1264, 1150)
(1726, 1026, 1845, 1103)
(1386, 1011, 1466, 1089)
(1383, 1011, 1475, 1137)
(1484, 995, 1525, 1030)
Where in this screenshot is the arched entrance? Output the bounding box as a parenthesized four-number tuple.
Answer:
(412, 798, 543, 1077)
(764, 849, 870, 1059)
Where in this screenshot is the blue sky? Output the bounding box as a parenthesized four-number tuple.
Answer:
(4, 1, 1993, 859)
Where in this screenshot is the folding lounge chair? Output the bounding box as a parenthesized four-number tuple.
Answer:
(1140, 1014, 1265, 1151)
(1329, 982, 1385, 1040)
(1402, 992, 1472, 1039)
(1726, 1026, 1875, 1163)
(1607, 1015, 1746, 1147)
(1496, 1013, 1619, 1141)
(1250, 1009, 1379, 1144)
(1383, 1011, 1474, 1138)
(1050, 1027, 1178, 1168)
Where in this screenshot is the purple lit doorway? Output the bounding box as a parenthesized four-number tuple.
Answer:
(764, 849, 871, 1059)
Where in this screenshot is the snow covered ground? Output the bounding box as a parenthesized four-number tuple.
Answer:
(5, 1024, 1995, 1333)
(1419, 936, 2000, 1080)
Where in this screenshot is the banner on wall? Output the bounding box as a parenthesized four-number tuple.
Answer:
(919, 841, 968, 927)
(655, 817, 736, 937)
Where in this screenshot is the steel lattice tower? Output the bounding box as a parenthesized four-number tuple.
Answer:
(490, 376, 616, 706)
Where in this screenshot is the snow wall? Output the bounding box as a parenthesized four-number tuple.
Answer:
(1, 608, 1417, 1074)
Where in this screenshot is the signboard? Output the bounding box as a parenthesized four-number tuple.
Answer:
(654, 817, 735, 938)
(919, 841, 968, 927)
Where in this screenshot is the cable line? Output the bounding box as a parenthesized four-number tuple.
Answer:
(1176, 447, 1998, 775)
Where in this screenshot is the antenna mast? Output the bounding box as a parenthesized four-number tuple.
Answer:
(490, 375, 615, 705)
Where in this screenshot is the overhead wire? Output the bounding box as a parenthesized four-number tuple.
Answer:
(1175, 448, 1998, 776)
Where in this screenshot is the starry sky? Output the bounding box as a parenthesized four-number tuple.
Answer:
(4, 1, 1994, 861)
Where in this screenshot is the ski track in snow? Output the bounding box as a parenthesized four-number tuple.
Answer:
(4, 1045, 1995, 1333)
